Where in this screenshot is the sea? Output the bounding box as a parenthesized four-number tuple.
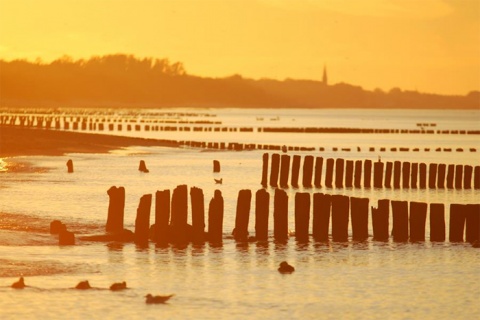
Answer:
(0, 108, 479, 319)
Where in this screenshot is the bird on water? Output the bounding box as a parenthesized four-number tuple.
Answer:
(11, 277, 26, 289)
(75, 280, 92, 290)
(278, 261, 295, 274)
(145, 293, 174, 304)
(110, 281, 127, 291)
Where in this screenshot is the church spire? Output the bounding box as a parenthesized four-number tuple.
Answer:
(322, 64, 328, 86)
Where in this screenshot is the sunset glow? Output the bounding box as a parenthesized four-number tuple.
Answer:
(0, 0, 478, 95)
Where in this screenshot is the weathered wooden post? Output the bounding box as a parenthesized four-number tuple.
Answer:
(106, 186, 125, 233)
(190, 187, 205, 244)
(134, 194, 152, 246)
(430, 203, 445, 242)
(302, 155, 314, 188)
(154, 189, 170, 245)
(261, 153, 269, 187)
(393, 161, 401, 189)
(314, 157, 323, 188)
(354, 160, 362, 188)
(208, 190, 224, 243)
(428, 163, 437, 189)
(419, 163, 427, 189)
(66, 159, 74, 173)
(455, 165, 463, 189)
(409, 202, 427, 241)
(269, 153, 280, 187)
(295, 193, 310, 242)
(213, 160, 221, 173)
(373, 160, 384, 188)
(335, 158, 345, 188)
(325, 158, 334, 188)
(291, 155, 301, 188)
(402, 162, 411, 189)
(279, 154, 290, 188)
(372, 199, 389, 241)
(351, 197, 369, 241)
(436, 163, 446, 188)
(392, 200, 408, 242)
(234, 189, 252, 241)
(474, 166, 480, 189)
(364, 159, 372, 188)
(312, 193, 331, 241)
(255, 189, 270, 241)
(465, 204, 480, 243)
(464, 165, 473, 189)
(170, 185, 188, 244)
(138, 160, 149, 173)
(273, 188, 288, 242)
(411, 163, 418, 189)
(331, 195, 349, 242)
(446, 164, 455, 189)
(385, 162, 393, 188)
(449, 204, 466, 242)
(345, 160, 354, 188)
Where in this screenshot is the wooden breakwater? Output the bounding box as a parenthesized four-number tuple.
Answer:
(261, 153, 480, 190)
(86, 185, 480, 246)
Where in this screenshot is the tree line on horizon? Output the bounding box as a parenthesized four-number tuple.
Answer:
(0, 54, 478, 109)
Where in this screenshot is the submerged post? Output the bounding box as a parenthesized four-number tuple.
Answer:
(354, 160, 362, 188)
(392, 200, 408, 242)
(170, 185, 188, 244)
(325, 158, 334, 188)
(269, 153, 280, 187)
(372, 199, 389, 241)
(331, 195, 349, 242)
(335, 158, 345, 188)
(134, 194, 152, 246)
(465, 204, 480, 243)
(312, 193, 331, 241)
(393, 161, 401, 189)
(409, 202, 427, 241)
(213, 160, 221, 173)
(279, 154, 291, 188)
(437, 164, 446, 188)
(190, 187, 205, 244)
(449, 204, 466, 242)
(402, 162, 410, 189)
(273, 188, 289, 242)
(429, 203, 445, 242)
(351, 197, 369, 241)
(255, 189, 270, 241)
(261, 153, 269, 188)
(411, 163, 418, 189)
(364, 159, 372, 188)
(428, 163, 437, 189)
(446, 164, 455, 189)
(154, 189, 170, 245)
(295, 193, 310, 242)
(234, 189, 252, 241)
(106, 186, 125, 233)
(345, 160, 354, 188)
(373, 160, 384, 188)
(314, 157, 324, 188)
(66, 159, 74, 173)
(208, 190, 224, 243)
(385, 162, 393, 188)
(291, 155, 301, 188)
(302, 155, 314, 188)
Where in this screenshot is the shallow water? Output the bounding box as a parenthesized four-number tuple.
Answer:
(0, 108, 479, 319)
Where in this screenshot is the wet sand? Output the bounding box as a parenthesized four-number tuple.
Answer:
(0, 125, 179, 157)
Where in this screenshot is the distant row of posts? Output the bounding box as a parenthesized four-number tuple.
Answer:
(261, 153, 480, 190)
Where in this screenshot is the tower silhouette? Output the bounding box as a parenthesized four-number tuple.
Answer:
(322, 65, 328, 86)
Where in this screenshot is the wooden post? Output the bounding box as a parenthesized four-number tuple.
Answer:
(474, 166, 480, 189)
(331, 195, 349, 242)
(373, 160, 384, 188)
(106, 186, 125, 233)
(419, 163, 427, 189)
(464, 165, 473, 189)
(273, 188, 288, 242)
(234, 189, 252, 241)
(291, 155, 301, 188)
(154, 189, 170, 245)
(393, 161, 401, 189)
(364, 159, 372, 188)
(409, 202, 427, 241)
(261, 153, 269, 187)
(402, 162, 410, 189)
(465, 204, 480, 243)
(449, 204, 466, 242)
(354, 160, 362, 188)
(208, 190, 224, 243)
(351, 197, 369, 241)
(302, 155, 314, 188)
(134, 194, 152, 246)
(295, 193, 310, 242)
(190, 187, 205, 244)
(170, 185, 188, 244)
(428, 163, 437, 189)
(411, 163, 418, 189)
(312, 193, 331, 241)
(392, 200, 408, 242)
(314, 157, 323, 188)
(345, 160, 354, 188)
(66, 159, 74, 173)
(455, 165, 463, 189)
(325, 158, 334, 188)
(255, 189, 270, 241)
(430, 203, 445, 242)
(446, 164, 455, 189)
(269, 153, 280, 187)
(335, 158, 345, 188)
(213, 160, 221, 173)
(372, 199, 389, 241)
(279, 154, 290, 188)
(385, 162, 393, 188)
(437, 164, 446, 188)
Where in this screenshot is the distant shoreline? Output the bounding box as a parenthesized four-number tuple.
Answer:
(0, 125, 179, 157)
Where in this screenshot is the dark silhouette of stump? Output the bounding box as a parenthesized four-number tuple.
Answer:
(134, 194, 152, 246)
(66, 159, 74, 173)
(446, 164, 455, 189)
(402, 162, 410, 189)
(106, 186, 125, 233)
(464, 165, 473, 189)
(354, 160, 362, 188)
(59, 230, 75, 245)
(419, 163, 427, 189)
(373, 160, 384, 188)
(273, 189, 288, 242)
(331, 195, 349, 242)
(138, 160, 149, 173)
(430, 203, 445, 242)
(314, 157, 323, 188)
(302, 155, 314, 188)
(364, 159, 372, 188)
(465, 204, 480, 243)
(171, 185, 189, 244)
(155, 189, 170, 245)
(269, 153, 280, 187)
(213, 160, 221, 173)
(50, 220, 66, 234)
(455, 165, 463, 189)
(335, 158, 344, 188)
(255, 189, 270, 241)
(208, 190, 224, 243)
(392, 201, 408, 242)
(345, 160, 354, 188)
(411, 163, 418, 189)
(190, 187, 205, 244)
(409, 202, 427, 241)
(261, 153, 269, 187)
(393, 161, 401, 189)
(449, 204, 466, 242)
(372, 199, 389, 241)
(279, 154, 291, 188)
(291, 155, 301, 188)
(325, 158, 334, 188)
(437, 164, 446, 188)
(234, 190, 252, 241)
(312, 193, 331, 241)
(428, 163, 437, 189)
(351, 197, 369, 241)
(295, 193, 310, 242)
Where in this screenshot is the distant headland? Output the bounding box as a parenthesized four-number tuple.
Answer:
(1, 54, 478, 109)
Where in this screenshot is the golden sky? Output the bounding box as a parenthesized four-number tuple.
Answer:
(0, 0, 478, 95)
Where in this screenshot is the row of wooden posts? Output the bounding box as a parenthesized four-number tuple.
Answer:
(261, 153, 480, 190)
(106, 185, 480, 246)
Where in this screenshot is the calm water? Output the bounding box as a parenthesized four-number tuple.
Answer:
(0, 108, 479, 319)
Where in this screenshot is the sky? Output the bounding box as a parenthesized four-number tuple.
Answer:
(0, 0, 478, 95)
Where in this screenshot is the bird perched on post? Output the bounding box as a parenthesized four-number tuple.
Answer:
(145, 293, 174, 304)
(11, 277, 25, 289)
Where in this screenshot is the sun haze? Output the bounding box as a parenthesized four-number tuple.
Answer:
(0, 0, 478, 95)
